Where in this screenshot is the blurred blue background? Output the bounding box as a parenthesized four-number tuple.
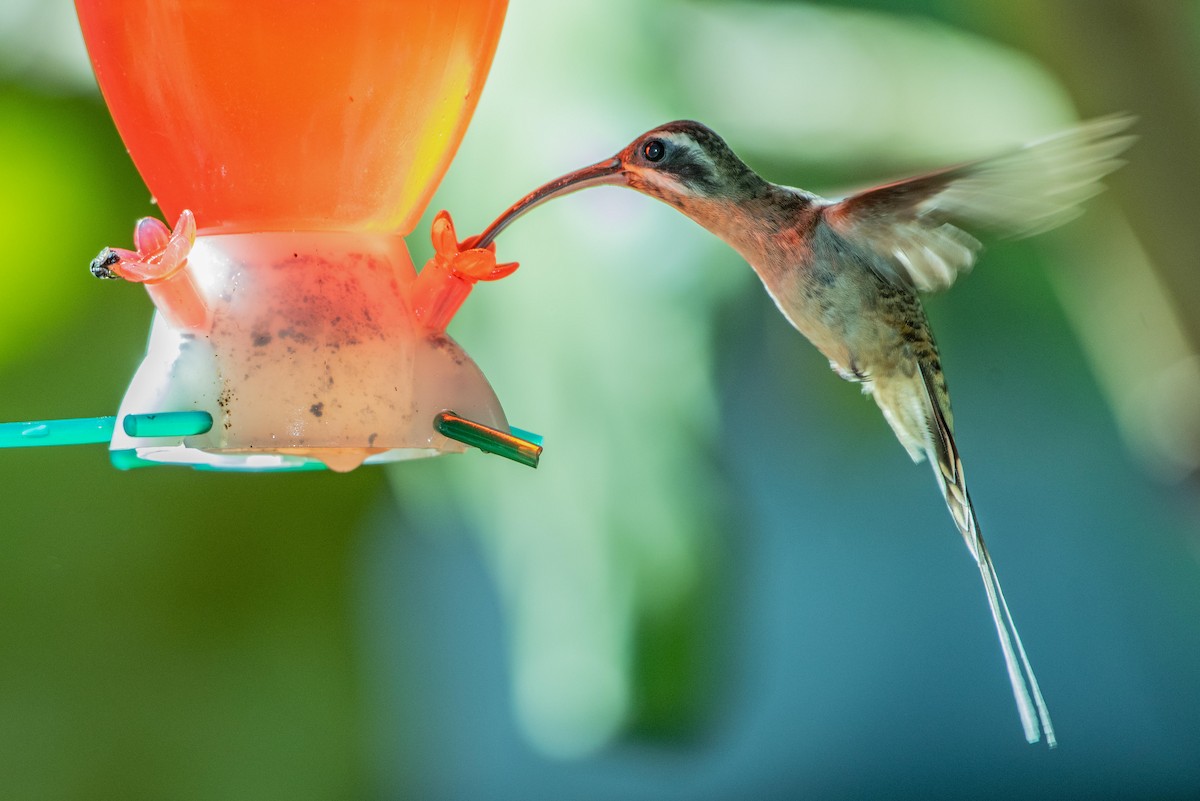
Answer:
(2, 1, 1199, 798)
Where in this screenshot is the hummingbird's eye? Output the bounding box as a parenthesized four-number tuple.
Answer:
(642, 139, 665, 162)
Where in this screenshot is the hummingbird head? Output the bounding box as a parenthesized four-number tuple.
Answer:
(617, 120, 759, 203)
(473, 120, 767, 248)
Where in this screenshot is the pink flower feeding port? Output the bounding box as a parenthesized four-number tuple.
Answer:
(0, 1, 544, 472)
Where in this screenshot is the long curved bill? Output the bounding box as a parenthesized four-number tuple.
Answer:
(473, 157, 624, 249)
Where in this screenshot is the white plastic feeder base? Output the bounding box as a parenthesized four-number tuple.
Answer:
(108, 232, 507, 472)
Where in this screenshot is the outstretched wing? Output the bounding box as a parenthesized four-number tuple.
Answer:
(822, 115, 1135, 292)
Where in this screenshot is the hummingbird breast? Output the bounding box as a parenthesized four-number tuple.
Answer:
(755, 219, 918, 374)
(750, 217, 951, 458)
(679, 183, 949, 454)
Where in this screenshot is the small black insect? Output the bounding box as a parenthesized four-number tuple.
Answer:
(89, 248, 122, 280)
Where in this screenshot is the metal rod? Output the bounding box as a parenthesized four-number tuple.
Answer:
(434, 411, 542, 468)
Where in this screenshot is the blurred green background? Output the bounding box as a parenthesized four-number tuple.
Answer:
(3, 0, 1200, 798)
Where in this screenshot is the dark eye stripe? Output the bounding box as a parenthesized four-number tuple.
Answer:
(664, 157, 719, 193)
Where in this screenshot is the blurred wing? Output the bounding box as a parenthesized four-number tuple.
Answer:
(822, 115, 1136, 292)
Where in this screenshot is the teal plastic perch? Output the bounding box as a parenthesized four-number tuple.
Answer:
(0, 416, 117, 448)
(1, 409, 543, 470)
(0, 412, 216, 449)
(121, 411, 214, 438)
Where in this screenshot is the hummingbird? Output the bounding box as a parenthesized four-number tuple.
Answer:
(471, 116, 1135, 746)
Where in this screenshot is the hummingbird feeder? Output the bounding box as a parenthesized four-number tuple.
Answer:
(0, 0, 544, 472)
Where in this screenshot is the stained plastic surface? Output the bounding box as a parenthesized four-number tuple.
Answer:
(74, 0, 508, 234)
(65, 0, 527, 473)
(105, 232, 510, 472)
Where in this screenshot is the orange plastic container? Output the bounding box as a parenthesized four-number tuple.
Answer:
(75, 0, 507, 234)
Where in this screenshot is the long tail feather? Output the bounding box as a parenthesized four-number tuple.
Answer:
(919, 364, 1056, 747)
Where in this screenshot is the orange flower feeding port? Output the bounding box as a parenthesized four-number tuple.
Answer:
(0, 0, 544, 472)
